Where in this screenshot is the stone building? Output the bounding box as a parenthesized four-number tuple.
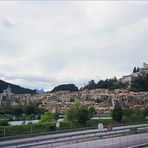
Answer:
(0, 86, 12, 106)
(121, 62, 148, 84)
(0, 86, 31, 106)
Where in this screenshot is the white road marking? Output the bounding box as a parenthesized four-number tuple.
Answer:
(128, 142, 148, 148)
(105, 142, 117, 145)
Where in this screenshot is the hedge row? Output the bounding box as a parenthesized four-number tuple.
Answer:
(0, 119, 114, 137)
(86, 119, 116, 127)
(0, 122, 56, 137)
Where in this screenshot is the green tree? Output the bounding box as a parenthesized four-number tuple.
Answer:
(131, 75, 148, 92)
(123, 108, 133, 117)
(12, 106, 23, 116)
(143, 107, 148, 118)
(77, 106, 90, 124)
(40, 111, 56, 123)
(65, 100, 81, 122)
(137, 67, 140, 72)
(89, 106, 97, 118)
(122, 108, 145, 123)
(133, 67, 137, 73)
(65, 100, 92, 125)
(0, 120, 9, 126)
(51, 84, 78, 92)
(132, 108, 144, 121)
(111, 104, 123, 123)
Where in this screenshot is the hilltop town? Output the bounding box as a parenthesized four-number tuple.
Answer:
(1, 63, 148, 115)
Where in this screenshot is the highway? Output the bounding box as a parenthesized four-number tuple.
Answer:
(0, 124, 148, 148)
(32, 133, 148, 148)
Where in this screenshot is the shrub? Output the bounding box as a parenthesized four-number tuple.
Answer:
(86, 119, 115, 127)
(0, 122, 57, 137)
(0, 120, 9, 126)
(60, 121, 71, 130)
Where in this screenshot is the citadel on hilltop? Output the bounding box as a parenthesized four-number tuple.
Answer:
(121, 63, 148, 84)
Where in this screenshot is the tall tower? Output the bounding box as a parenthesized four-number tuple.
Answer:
(7, 85, 11, 101)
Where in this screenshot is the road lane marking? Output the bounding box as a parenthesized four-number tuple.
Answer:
(128, 143, 148, 148)
(105, 143, 117, 145)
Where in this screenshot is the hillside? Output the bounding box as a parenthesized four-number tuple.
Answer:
(51, 84, 78, 92)
(0, 79, 36, 94)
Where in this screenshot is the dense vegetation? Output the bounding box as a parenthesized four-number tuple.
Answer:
(51, 84, 78, 92)
(0, 105, 147, 137)
(83, 74, 148, 92)
(122, 107, 148, 123)
(0, 119, 113, 137)
(0, 102, 47, 124)
(39, 100, 96, 126)
(39, 111, 59, 123)
(111, 105, 148, 123)
(111, 104, 123, 123)
(0, 79, 36, 94)
(83, 77, 128, 90)
(130, 75, 148, 92)
(64, 100, 96, 125)
(0, 99, 148, 137)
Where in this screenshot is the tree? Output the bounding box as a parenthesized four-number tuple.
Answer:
(111, 104, 123, 123)
(82, 77, 128, 90)
(77, 106, 90, 124)
(89, 106, 97, 118)
(122, 108, 145, 123)
(65, 100, 92, 125)
(23, 104, 35, 115)
(65, 100, 81, 122)
(0, 120, 9, 126)
(137, 67, 140, 72)
(51, 84, 78, 92)
(133, 67, 137, 73)
(12, 106, 23, 116)
(40, 111, 56, 123)
(143, 107, 148, 118)
(123, 108, 133, 117)
(87, 80, 97, 90)
(131, 75, 148, 92)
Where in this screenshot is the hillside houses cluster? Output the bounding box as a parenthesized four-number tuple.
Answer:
(38, 89, 148, 114)
(1, 85, 148, 115)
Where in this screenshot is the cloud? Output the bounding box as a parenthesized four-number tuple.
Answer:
(0, 18, 14, 28)
(0, 1, 148, 90)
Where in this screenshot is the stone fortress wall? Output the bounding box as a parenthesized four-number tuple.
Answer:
(121, 62, 148, 84)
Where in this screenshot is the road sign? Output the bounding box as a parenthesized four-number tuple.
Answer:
(98, 123, 104, 131)
(56, 122, 60, 128)
(107, 124, 112, 131)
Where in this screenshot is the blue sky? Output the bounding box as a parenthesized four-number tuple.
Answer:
(0, 1, 148, 90)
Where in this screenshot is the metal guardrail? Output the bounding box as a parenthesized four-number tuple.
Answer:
(0, 123, 148, 148)
(1, 122, 148, 141)
(0, 126, 96, 141)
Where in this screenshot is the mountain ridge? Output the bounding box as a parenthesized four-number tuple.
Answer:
(0, 79, 36, 94)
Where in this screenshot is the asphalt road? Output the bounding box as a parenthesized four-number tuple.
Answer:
(30, 133, 148, 148)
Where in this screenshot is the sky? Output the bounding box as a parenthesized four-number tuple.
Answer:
(0, 1, 148, 91)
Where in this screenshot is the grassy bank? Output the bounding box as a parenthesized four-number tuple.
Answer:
(0, 119, 148, 139)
